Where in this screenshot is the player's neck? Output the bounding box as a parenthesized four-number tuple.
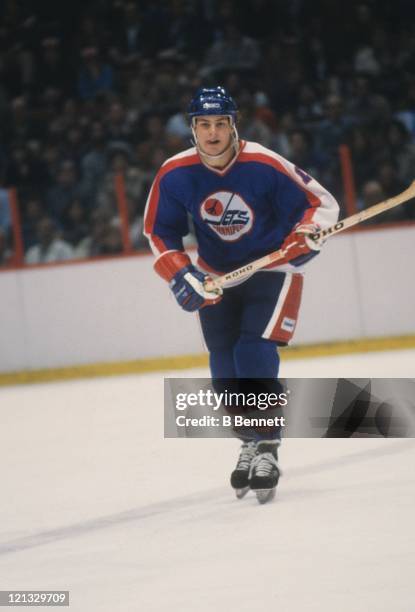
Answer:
(199, 142, 239, 169)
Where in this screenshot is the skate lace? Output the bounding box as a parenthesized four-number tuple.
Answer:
(250, 452, 279, 477)
(236, 442, 257, 471)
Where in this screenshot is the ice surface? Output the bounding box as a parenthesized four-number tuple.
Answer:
(0, 350, 414, 611)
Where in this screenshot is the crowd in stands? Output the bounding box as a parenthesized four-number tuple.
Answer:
(0, 0, 414, 266)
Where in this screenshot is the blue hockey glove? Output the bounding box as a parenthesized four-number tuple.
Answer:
(170, 265, 223, 312)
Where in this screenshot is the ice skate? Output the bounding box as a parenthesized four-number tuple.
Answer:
(235, 486, 250, 499)
(230, 440, 257, 498)
(249, 441, 280, 504)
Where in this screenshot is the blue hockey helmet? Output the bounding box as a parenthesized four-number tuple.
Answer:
(188, 87, 237, 122)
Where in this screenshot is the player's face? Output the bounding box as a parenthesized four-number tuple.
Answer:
(194, 116, 233, 158)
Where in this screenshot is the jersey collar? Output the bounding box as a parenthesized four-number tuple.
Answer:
(198, 140, 246, 176)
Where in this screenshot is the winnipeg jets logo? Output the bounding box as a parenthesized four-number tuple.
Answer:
(200, 191, 253, 241)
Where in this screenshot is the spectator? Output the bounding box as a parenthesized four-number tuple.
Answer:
(237, 92, 273, 148)
(75, 210, 122, 258)
(358, 180, 386, 211)
(347, 74, 376, 121)
(78, 47, 114, 100)
(165, 0, 211, 58)
(295, 84, 323, 124)
(63, 125, 86, 168)
(106, 101, 132, 144)
(271, 112, 295, 158)
(60, 99, 80, 131)
(126, 197, 148, 250)
(61, 198, 90, 248)
(35, 37, 73, 100)
(315, 94, 353, 155)
(101, 222, 123, 255)
(0, 77, 9, 136)
(134, 112, 167, 149)
(354, 45, 380, 76)
(376, 161, 406, 200)
(25, 216, 74, 264)
(42, 141, 62, 183)
(374, 162, 411, 222)
(97, 146, 146, 217)
(6, 143, 48, 196)
(288, 129, 325, 182)
(366, 94, 392, 133)
(21, 195, 46, 249)
(6, 96, 39, 146)
(236, 0, 278, 40)
(395, 79, 415, 139)
(72, 13, 106, 58)
(164, 132, 186, 158)
(202, 23, 260, 78)
(1, 39, 35, 99)
(385, 120, 415, 186)
(135, 141, 160, 186)
(0, 177, 11, 233)
(0, 227, 12, 266)
(81, 121, 109, 205)
(252, 91, 278, 133)
(46, 160, 83, 220)
(110, 2, 145, 62)
(165, 91, 193, 142)
(346, 126, 376, 189)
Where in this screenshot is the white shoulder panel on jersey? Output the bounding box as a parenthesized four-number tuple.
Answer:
(243, 142, 340, 230)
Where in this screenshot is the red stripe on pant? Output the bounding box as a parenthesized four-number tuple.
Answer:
(268, 273, 304, 344)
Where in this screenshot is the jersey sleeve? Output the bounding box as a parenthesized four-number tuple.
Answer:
(240, 143, 340, 271)
(143, 168, 193, 281)
(241, 142, 339, 239)
(272, 159, 340, 268)
(144, 170, 189, 255)
(273, 158, 339, 234)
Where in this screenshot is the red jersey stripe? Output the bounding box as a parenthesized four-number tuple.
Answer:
(263, 273, 303, 344)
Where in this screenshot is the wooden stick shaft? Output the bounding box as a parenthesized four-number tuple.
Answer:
(205, 180, 415, 291)
(309, 179, 415, 243)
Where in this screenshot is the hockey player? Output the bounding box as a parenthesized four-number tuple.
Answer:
(144, 87, 339, 503)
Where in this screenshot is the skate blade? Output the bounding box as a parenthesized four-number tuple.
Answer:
(235, 486, 250, 499)
(255, 488, 276, 504)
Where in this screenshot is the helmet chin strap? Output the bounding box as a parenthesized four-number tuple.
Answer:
(191, 118, 239, 163)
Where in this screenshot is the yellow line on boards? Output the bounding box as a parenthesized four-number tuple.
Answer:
(1, 334, 414, 387)
(281, 334, 415, 360)
(0, 354, 209, 387)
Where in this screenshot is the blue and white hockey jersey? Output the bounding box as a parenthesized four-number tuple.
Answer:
(144, 141, 339, 276)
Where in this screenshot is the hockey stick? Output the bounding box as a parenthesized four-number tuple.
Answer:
(205, 180, 415, 292)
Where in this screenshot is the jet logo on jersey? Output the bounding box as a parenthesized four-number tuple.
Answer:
(200, 191, 254, 241)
